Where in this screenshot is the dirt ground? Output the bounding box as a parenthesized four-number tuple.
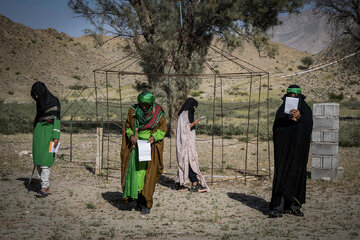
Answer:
(0, 133, 359, 240)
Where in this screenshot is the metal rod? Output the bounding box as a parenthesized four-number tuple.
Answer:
(211, 75, 217, 185)
(256, 76, 262, 174)
(267, 73, 271, 178)
(95, 70, 268, 77)
(167, 74, 172, 168)
(70, 116, 73, 162)
(94, 72, 98, 124)
(118, 73, 123, 125)
(220, 76, 224, 170)
(105, 71, 110, 181)
(245, 73, 253, 184)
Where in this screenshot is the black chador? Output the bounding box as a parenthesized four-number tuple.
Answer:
(270, 85, 313, 217)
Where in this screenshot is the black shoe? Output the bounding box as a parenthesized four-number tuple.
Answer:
(135, 204, 141, 211)
(268, 210, 283, 218)
(289, 208, 304, 217)
(141, 206, 151, 215)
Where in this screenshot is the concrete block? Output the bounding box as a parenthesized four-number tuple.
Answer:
(312, 130, 339, 142)
(313, 103, 339, 117)
(312, 156, 322, 168)
(313, 117, 339, 130)
(312, 155, 338, 169)
(337, 167, 344, 179)
(311, 168, 337, 180)
(312, 143, 338, 155)
(311, 167, 343, 180)
(322, 156, 338, 169)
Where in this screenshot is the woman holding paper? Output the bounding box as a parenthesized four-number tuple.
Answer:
(269, 85, 313, 218)
(31, 81, 61, 198)
(175, 98, 209, 192)
(121, 90, 167, 214)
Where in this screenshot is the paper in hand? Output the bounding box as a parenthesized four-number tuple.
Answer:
(199, 116, 206, 121)
(137, 140, 152, 161)
(49, 141, 60, 153)
(284, 97, 299, 114)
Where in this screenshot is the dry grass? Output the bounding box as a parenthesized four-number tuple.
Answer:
(0, 133, 359, 239)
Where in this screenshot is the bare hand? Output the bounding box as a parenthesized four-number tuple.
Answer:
(130, 135, 137, 144)
(147, 136, 155, 144)
(189, 119, 199, 128)
(53, 139, 59, 148)
(290, 109, 301, 121)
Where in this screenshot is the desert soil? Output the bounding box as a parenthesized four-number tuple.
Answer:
(0, 133, 359, 240)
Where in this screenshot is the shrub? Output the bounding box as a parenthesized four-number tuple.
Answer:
(340, 121, 360, 147)
(328, 92, 344, 102)
(341, 97, 360, 110)
(15, 72, 21, 75)
(31, 40, 37, 44)
(7, 91, 14, 95)
(72, 75, 81, 80)
(288, 67, 293, 71)
(69, 84, 87, 90)
(301, 56, 314, 68)
(191, 92, 201, 97)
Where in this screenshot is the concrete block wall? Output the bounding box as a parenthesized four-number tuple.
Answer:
(311, 103, 342, 180)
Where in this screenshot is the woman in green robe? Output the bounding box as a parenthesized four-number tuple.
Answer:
(31, 81, 61, 198)
(121, 90, 167, 214)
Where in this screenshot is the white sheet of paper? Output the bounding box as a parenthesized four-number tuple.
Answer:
(137, 140, 151, 161)
(284, 97, 299, 114)
(49, 142, 60, 153)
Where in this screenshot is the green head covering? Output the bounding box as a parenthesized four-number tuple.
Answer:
(286, 85, 302, 94)
(138, 90, 155, 105)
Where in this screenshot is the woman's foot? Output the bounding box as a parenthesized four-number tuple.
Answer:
(35, 188, 48, 198)
(45, 188, 51, 195)
(191, 182, 207, 193)
(175, 183, 189, 191)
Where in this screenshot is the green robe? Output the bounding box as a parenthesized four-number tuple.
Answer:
(123, 128, 165, 200)
(32, 119, 60, 167)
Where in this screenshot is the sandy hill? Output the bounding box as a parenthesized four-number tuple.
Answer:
(269, 9, 336, 54)
(283, 36, 360, 101)
(0, 13, 358, 104)
(0, 14, 127, 103)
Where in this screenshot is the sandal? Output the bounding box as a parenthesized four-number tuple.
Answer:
(175, 184, 189, 191)
(191, 184, 207, 193)
(35, 191, 48, 198)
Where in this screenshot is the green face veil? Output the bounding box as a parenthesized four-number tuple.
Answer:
(138, 90, 155, 105)
(132, 90, 164, 130)
(286, 85, 302, 95)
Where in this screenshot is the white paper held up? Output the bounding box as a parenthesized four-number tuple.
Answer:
(137, 140, 152, 161)
(284, 97, 299, 114)
(49, 141, 60, 153)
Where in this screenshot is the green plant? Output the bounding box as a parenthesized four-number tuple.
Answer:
(301, 56, 314, 68)
(191, 91, 201, 97)
(15, 72, 21, 75)
(288, 67, 293, 71)
(85, 202, 95, 209)
(72, 75, 81, 80)
(7, 91, 14, 95)
(5, 67, 10, 71)
(328, 92, 344, 102)
(340, 121, 360, 147)
(56, 36, 63, 40)
(31, 39, 37, 44)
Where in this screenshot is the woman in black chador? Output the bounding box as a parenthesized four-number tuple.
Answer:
(269, 85, 313, 218)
